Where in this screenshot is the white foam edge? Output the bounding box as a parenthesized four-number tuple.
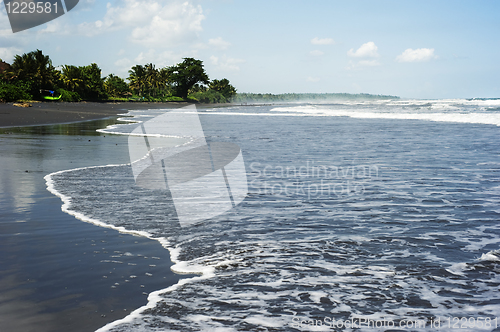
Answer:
(478, 249, 500, 262)
(44, 165, 214, 332)
(94, 109, 143, 135)
(96, 112, 193, 139)
(97, 129, 187, 139)
(95, 271, 215, 332)
(181, 109, 500, 127)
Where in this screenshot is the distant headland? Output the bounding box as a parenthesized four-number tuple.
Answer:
(233, 93, 400, 103)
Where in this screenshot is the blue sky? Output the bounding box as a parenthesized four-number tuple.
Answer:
(1, 0, 499, 99)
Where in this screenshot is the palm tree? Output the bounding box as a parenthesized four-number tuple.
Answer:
(158, 67, 171, 96)
(80, 63, 106, 99)
(5, 49, 58, 95)
(128, 65, 146, 97)
(144, 63, 158, 97)
(209, 78, 237, 99)
(104, 74, 129, 97)
(61, 65, 83, 92)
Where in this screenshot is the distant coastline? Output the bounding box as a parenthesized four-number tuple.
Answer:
(0, 92, 401, 128)
(233, 92, 400, 103)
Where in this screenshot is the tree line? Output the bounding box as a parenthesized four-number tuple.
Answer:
(0, 49, 236, 103)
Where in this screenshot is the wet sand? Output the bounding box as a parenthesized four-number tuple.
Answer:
(0, 118, 190, 332)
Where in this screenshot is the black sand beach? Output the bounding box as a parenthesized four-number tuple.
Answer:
(0, 101, 191, 128)
(0, 106, 193, 332)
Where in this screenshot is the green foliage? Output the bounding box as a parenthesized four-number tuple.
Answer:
(169, 58, 209, 99)
(128, 65, 146, 96)
(189, 83, 208, 94)
(188, 78, 236, 103)
(2, 49, 235, 104)
(128, 59, 212, 100)
(0, 81, 32, 101)
(4, 49, 59, 98)
(209, 78, 236, 100)
(164, 95, 185, 102)
(107, 97, 130, 102)
(144, 63, 160, 97)
(189, 90, 227, 103)
(61, 65, 83, 92)
(56, 88, 81, 102)
(127, 64, 171, 98)
(60, 63, 107, 100)
(104, 74, 129, 98)
(81, 63, 107, 100)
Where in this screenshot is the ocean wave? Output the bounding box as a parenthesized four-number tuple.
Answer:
(269, 103, 500, 126)
(45, 165, 214, 331)
(480, 249, 500, 262)
(46, 163, 500, 332)
(44, 103, 500, 332)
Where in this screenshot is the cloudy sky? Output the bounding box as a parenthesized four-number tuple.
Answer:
(1, 0, 499, 99)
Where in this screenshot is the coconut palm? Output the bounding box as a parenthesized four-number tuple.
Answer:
(6, 49, 58, 95)
(209, 78, 237, 99)
(104, 74, 129, 98)
(158, 67, 172, 96)
(61, 65, 83, 92)
(144, 63, 159, 97)
(128, 65, 146, 97)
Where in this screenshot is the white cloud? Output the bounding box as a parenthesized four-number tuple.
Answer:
(0, 46, 21, 62)
(0, 9, 14, 36)
(38, 20, 67, 35)
(114, 57, 133, 76)
(78, 0, 97, 11)
(347, 42, 379, 58)
(309, 50, 324, 56)
(78, 0, 205, 47)
(129, 2, 204, 47)
(115, 58, 132, 67)
(0, 28, 12, 37)
(134, 49, 187, 67)
(210, 55, 245, 72)
(396, 48, 437, 62)
(311, 37, 334, 45)
(209, 37, 231, 50)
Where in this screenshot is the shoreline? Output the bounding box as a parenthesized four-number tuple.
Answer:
(0, 101, 197, 128)
(0, 117, 190, 332)
(45, 165, 210, 332)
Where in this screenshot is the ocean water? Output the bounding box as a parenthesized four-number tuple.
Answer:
(46, 99, 500, 331)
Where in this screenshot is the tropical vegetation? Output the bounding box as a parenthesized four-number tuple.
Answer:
(1, 49, 399, 104)
(0, 50, 237, 103)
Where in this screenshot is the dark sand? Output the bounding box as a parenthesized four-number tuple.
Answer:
(0, 113, 193, 332)
(0, 101, 191, 128)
